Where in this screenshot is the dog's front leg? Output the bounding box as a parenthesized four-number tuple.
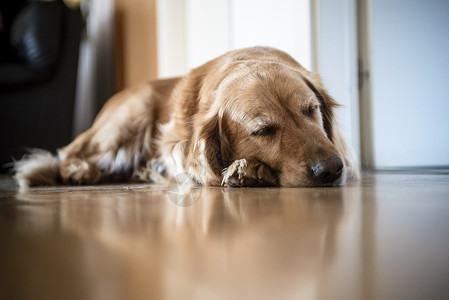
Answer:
(221, 158, 278, 187)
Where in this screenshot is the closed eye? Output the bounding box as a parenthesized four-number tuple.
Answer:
(251, 125, 279, 136)
(302, 104, 318, 117)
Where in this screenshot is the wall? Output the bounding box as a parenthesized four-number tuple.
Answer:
(157, 0, 312, 77)
(115, 0, 158, 90)
(316, 0, 359, 157)
(368, 0, 449, 168)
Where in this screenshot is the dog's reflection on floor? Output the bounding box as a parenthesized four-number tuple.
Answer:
(7, 185, 350, 300)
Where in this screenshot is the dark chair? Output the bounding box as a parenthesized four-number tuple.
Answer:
(0, 0, 82, 169)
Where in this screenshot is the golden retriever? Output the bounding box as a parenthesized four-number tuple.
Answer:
(14, 47, 359, 191)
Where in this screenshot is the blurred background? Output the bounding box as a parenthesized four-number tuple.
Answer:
(0, 0, 448, 171)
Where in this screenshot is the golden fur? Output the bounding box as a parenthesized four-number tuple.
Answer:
(14, 47, 359, 191)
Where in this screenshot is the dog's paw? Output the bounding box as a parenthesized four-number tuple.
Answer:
(60, 159, 102, 185)
(221, 158, 278, 187)
(132, 166, 152, 182)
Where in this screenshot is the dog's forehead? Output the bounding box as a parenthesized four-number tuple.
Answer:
(216, 62, 318, 121)
(219, 62, 315, 102)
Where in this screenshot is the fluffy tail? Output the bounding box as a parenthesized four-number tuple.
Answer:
(14, 149, 61, 192)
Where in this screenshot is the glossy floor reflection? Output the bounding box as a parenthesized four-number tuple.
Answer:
(0, 172, 448, 300)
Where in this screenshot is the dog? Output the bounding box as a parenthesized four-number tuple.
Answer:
(14, 46, 359, 191)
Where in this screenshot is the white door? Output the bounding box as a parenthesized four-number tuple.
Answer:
(360, 0, 449, 169)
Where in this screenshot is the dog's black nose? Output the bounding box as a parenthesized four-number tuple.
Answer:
(311, 155, 343, 184)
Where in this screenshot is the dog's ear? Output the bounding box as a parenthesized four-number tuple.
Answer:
(302, 73, 340, 142)
(187, 112, 232, 185)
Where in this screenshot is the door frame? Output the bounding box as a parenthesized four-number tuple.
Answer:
(357, 0, 374, 169)
(315, 0, 361, 163)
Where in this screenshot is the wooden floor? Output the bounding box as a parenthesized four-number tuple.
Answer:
(1, 171, 448, 300)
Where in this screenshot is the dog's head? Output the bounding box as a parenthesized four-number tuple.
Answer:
(187, 48, 349, 187)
